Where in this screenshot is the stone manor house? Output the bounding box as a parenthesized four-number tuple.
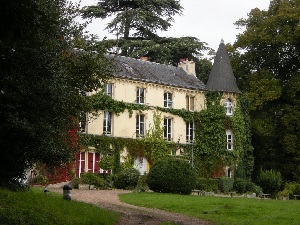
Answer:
(76, 40, 239, 177)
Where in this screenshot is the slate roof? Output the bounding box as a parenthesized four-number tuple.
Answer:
(206, 41, 239, 93)
(106, 55, 206, 91)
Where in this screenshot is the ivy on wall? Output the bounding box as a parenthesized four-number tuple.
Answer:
(193, 92, 228, 178)
(79, 91, 253, 178)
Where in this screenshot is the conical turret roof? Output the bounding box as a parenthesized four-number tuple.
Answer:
(206, 40, 239, 93)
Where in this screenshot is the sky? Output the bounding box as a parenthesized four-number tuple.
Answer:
(74, 0, 270, 51)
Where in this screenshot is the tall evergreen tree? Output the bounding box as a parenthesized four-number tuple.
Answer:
(81, 0, 183, 40)
(81, 1, 210, 72)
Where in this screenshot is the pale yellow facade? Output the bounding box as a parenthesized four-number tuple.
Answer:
(87, 77, 206, 144)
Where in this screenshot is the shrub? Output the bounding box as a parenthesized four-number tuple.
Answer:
(114, 168, 140, 189)
(256, 169, 282, 195)
(135, 174, 149, 192)
(195, 178, 219, 191)
(147, 157, 197, 195)
(70, 177, 80, 189)
(233, 178, 247, 194)
(218, 177, 234, 193)
(80, 173, 105, 188)
(233, 179, 262, 195)
(279, 182, 300, 198)
(294, 183, 300, 195)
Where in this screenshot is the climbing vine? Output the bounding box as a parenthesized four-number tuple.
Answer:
(79, 91, 253, 178)
(143, 110, 172, 164)
(193, 92, 227, 178)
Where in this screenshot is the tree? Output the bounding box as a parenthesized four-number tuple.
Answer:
(232, 0, 300, 181)
(81, 0, 210, 66)
(81, 0, 183, 40)
(0, 0, 112, 188)
(99, 36, 209, 66)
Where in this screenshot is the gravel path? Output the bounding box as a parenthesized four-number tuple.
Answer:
(49, 188, 213, 225)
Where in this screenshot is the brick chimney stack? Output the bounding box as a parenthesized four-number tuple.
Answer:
(140, 56, 148, 61)
(178, 58, 196, 76)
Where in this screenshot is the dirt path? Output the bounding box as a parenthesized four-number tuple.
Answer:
(49, 188, 213, 225)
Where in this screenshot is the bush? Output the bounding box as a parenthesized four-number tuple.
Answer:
(233, 179, 262, 195)
(114, 168, 140, 189)
(256, 169, 282, 195)
(195, 178, 219, 191)
(147, 157, 197, 195)
(218, 177, 234, 193)
(135, 174, 149, 192)
(80, 173, 105, 188)
(294, 184, 300, 195)
(233, 178, 247, 194)
(279, 182, 300, 198)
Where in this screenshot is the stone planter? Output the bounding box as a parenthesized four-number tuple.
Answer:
(79, 184, 89, 190)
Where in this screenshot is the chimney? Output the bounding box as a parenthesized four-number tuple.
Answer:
(140, 56, 148, 61)
(178, 58, 196, 76)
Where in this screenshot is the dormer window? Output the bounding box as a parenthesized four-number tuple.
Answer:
(136, 88, 145, 104)
(164, 92, 173, 108)
(225, 99, 233, 116)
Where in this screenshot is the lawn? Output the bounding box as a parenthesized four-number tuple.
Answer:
(0, 188, 120, 225)
(119, 192, 300, 225)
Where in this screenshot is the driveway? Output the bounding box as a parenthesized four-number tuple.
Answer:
(48, 188, 213, 225)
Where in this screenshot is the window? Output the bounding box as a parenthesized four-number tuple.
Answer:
(105, 83, 113, 97)
(227, 168, 232, 178)
(79, 111, 87, 133)
(225, 99, 233, 116)
(186, 96, 195, 111)
(136, 114, 145, 138)
(103, 111, 112, 135)
(186, 121, 194, 143)
(164, 118, 173, 141)
(136, 88, 145, 104)
(226, 130, 233, 150)
(164, 92, 173, 108)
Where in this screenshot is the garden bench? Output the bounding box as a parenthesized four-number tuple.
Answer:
(192, 190, 203, 195)
(293, 195, 300, 200)
(260, 194, 271, 199)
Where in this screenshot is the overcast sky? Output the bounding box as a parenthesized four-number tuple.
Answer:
(75, 0, 270, 51)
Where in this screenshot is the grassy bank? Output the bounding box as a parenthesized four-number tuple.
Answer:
(120, 192, 300, 225)
(0, 188, 120, 225)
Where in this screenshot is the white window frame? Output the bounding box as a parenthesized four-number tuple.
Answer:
(136, 87, 145, 104)
(105, 83, 113, 98)
(164, 92, 173, 108)
(186, 96, 195, 111)
(136, 114, 145, 138)
(164, 117, 173, 141)
(103, 111, 112, 135)
(225, 99, 233, 116)
(186, 121, 194, 143)
(226, 130, 233, 150)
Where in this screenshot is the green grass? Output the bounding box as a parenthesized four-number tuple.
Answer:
(119, 192, 300, 225)
(0, 188, 120, 225)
